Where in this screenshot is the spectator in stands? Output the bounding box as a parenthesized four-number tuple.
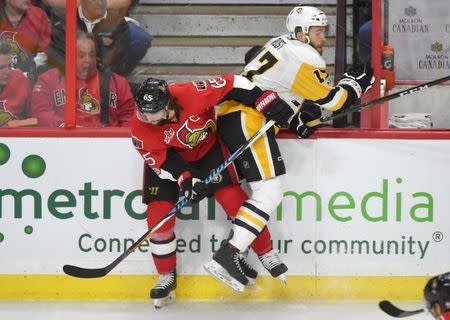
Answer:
(122, 0, 152, 76)
(46, 0, 130, 76)
(0, 0, 51, 78)
(0, 41, 34, 128)
(31, 31, 135, 127)
(356, 0, 372, 64)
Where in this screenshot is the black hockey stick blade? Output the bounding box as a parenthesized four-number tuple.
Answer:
(63, 264, 109, 278)
(379, 300, 424, 318)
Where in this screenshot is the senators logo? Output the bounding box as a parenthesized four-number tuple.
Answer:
(0, 100, 13, 127)
(0, 31, 27, 69)
(177, 118, 216, 148)
(77, 88, 100, 114)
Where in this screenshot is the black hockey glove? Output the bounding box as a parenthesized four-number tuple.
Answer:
(288, 100, 322, 138)
(338, 62, 375, 100)
(255, 90, 295, 128)
(178, 171, 208, 204)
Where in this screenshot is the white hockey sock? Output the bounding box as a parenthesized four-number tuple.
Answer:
(229, 224, 257, 252)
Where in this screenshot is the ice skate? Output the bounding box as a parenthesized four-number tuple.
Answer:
(258, 250, 288, 284)
(239, 250, 257, 285)
(150, 271, 176, 309)
(204, 242, 248, 293)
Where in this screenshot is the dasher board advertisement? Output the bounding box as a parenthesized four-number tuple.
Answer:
(0, 138, 448, 276)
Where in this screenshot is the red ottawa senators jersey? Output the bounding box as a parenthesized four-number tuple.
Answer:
(131, 74, 237, 180)
(0, 70, 31, 127)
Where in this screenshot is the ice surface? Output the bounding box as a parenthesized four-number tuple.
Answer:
(0, 301, 429, 320)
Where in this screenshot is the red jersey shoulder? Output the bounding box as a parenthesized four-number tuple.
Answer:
(191, 75, 231, 92)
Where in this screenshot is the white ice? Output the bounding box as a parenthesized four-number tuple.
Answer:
(0, 301, 428, 320)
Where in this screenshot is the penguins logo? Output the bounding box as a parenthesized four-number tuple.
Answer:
(78, 88, 100, 113)
(177, 118, 216, 148)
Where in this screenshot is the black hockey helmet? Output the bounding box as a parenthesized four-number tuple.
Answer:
(135, 78, 170, 113)
(424, 272, 450, 318)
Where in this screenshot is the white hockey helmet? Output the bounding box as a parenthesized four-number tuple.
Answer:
(286, 6, 328, 39)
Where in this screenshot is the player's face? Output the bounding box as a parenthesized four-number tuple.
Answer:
(308, 26, 327, 55)
(76, 38, 97, 80)
(0, 54, 12, 86)
(136, 109, 168, 125)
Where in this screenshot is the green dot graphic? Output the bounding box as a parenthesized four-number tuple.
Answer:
(0, 233, 4, 242)
(22, 155, 46, 178)
(0, 143, 10, 165)
(24, 226, 33, 234)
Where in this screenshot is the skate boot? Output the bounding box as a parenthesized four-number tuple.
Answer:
(150, 271, 177, 309)
(204, 241, 248, 293)
(258, 250, 288, 284)
(238, 250, 258, 285)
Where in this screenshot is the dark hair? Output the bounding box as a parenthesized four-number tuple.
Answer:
(0, 41, 11, 55)
(76, 30, 95, 42)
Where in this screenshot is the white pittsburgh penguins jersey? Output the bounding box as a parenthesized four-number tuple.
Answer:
(218, 34, 349, 118)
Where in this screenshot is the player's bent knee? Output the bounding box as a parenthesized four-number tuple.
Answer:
(248, 177, 283, 214)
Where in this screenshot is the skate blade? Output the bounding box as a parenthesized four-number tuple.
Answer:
(246, 277, 256, 286)
(203, 260, 245, 293)
(278, 274, 287, 284)
(153, 291, 175, 309)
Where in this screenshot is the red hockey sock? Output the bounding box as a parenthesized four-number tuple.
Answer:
(147, 201, 177, 274)
(251, 226, 272, 255)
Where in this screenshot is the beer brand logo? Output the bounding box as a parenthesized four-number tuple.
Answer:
(404, 6, 416, 17)
(431, 42, 443, 53)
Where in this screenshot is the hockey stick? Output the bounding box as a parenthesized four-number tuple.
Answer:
(63, 119, 276, 278)
(379, 300, 424, 318)
(306, 74, 450, 127)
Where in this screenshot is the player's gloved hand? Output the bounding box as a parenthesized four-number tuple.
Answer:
(288, 100, 322, 138)
(338, 62, 375, 99)
(177, 171, 208, 204)
(255, 90, 295, 128)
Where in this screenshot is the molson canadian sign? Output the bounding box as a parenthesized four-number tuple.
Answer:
(389, 0, 450, 80)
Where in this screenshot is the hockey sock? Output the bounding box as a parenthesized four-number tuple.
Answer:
(147, 201, 177, 274)
(215, 185, 272, 254)
(251, 227, 272, 255)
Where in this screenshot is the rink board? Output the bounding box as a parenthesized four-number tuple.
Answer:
(0, 137, 449, 300)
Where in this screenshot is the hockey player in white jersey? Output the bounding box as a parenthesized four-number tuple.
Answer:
(204, 6, 375, 292)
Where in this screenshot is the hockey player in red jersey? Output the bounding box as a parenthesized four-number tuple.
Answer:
(425, 272, 450, 320)
(131, 75, 292, 307)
